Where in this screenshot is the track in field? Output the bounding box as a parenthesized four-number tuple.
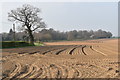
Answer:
(2, 45, 107, 57)
(2, 60, 118, 79)
(2, 44, 118, 79)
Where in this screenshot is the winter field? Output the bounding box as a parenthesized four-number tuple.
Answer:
(1, 39, 119, 79)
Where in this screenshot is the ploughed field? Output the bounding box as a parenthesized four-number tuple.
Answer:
(1, 39, 119, 79)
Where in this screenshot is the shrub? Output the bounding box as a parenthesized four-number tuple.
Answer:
(0, 41, 34, 48)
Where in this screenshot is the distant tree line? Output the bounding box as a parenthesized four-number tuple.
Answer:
(1, 28, 112, 42)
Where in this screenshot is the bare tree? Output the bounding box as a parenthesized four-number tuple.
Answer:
(8, 4, 46, 44)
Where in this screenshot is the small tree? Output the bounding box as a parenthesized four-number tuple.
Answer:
(8, 4, 46, 44)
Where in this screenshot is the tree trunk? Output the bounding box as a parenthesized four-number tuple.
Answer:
(28, 29, 34, 45)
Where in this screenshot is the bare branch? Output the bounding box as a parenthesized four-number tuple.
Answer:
(32, 22, 46, 31)
(8, 4, 46, 44)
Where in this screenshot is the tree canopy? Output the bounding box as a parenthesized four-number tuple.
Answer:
(1, 29, 112, 42)
(8, 4, 46, 44)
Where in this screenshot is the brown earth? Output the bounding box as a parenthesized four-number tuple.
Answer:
(1, 39, 119, 79)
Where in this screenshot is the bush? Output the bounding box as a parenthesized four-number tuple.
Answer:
(0, 41, 34, 48)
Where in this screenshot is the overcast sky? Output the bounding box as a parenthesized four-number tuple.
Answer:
(0, 1, 118, 36)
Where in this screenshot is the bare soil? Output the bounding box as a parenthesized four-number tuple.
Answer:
(1, 39, 119, 79)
